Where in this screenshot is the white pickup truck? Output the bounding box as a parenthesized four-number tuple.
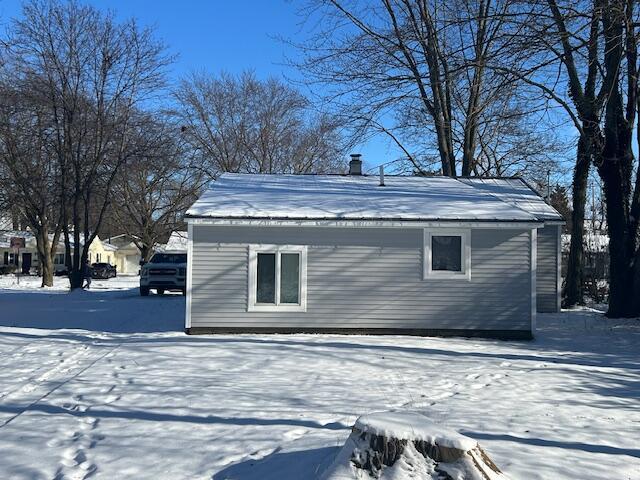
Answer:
(139, 253, 187, 296)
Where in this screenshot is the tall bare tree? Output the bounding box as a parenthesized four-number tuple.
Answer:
(6, 0, 171, 289)
(111, 116, 205, 261)
(175, 71, 346, 178)
(596, 0, 640, 317)
(494, 0, 606, 307)
(517, 0, 640, 315)
(0, 79, 62, 286)
(294, 0, 554, 176)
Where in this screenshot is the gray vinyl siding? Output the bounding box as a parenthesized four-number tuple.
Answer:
(536, 224, 560, 313)
(189, 226, 532, 332)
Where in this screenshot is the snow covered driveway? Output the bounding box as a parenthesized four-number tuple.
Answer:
(0, 278, 638, 479)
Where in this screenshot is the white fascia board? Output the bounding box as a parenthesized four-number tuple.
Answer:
(530, 229, 537, 336)
(185, 223, 193, 330)
(186, 217, 542, 230)
(556, 225, 562, 312)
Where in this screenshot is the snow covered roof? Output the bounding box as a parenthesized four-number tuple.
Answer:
(0, 230, 36, 248)
(458, 177, 563, 221)
(187, 174, 563, 223)
(102, 242, 118, 252)
(159, 231, 188, 253)
(562, 233, 609, 253)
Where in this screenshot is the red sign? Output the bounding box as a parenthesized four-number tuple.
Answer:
(10, 237, 25, 249)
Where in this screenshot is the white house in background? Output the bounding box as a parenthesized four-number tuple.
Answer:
(104, 234, 142, 274)
(1, 229, 142, 275)
(0, 230, 38, 273)
(51, 235, 119, 274)
(561, 223, 609, 278)
(183, 159, 563, 339)
(158, 231, 188, 253)
(1, 231, 114, 274)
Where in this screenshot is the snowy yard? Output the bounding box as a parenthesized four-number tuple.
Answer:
(0, 275, 638, 479)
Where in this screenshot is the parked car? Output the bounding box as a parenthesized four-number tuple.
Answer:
(91, 262, 117, 279)
(139, 253, 187, 296)
(54, 267, 69, 276)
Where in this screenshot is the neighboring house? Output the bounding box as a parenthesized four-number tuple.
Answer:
(159, 231, 188, 253)
(1, 230, 111, 275)
(561, 224, 609, 279)
(52, 235, 118, 274)
(183, 161, 563, 339)
(0, 230, 38, 273)
(104, 234, 142, 274)
(1, 229, 143, 275)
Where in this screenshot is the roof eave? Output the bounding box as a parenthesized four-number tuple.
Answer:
(185, 216, 543, 229)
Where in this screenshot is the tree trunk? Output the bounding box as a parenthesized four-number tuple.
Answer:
(598, 0, 638, 318)
(631, 247, 640, 315)
(323, 412, 507, 479)
(41, 254, 54, 288)
(140, 244, 153, 262)
(66, 228, 86, 290)
(32, 227, 55, 288)
(40, 232, 54, 288)
(600, 166, 636, 317)
(563, 132, 591, 307)
(599, 147, 637, 316)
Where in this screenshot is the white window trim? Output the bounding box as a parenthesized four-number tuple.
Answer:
(423, 229, 471, 280)
(248, 245, 307, 312)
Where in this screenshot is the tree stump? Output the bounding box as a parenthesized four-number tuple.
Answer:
(322, 411, 508, 479)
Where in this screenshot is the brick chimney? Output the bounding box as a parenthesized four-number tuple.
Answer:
(349, 154, 362, 175)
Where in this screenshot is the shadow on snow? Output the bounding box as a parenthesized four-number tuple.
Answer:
(0, 402, 348, 431)
(212, 446, 339, 480)
(0, 287, 184, 333)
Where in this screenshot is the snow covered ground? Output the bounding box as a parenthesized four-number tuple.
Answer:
(0, 276, 638, 479)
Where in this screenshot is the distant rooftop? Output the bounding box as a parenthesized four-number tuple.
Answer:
(158, 231, 188, 253)
(187, 174, 563, 223)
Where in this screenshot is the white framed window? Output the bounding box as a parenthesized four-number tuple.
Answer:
(423, 229, 471, 280)
(248, 245, 307, 312)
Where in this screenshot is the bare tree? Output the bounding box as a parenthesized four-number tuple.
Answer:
(595, 0, 640, 317)
(516, 0, 640, 316)
(6, 0, 172, 289)
(496, 0, 606, 307)
(111, 116, 205, 261)
(175, 71, 346, 178)
(294, 0, 554, 176)
(0, 79, 62, 286)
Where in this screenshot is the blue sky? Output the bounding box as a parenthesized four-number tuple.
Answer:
(1, 1, 302, 78)
(0, 1, 579, 181)
(0, 0, 400, 169)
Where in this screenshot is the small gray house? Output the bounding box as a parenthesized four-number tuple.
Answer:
(184, 161, 563, 339)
